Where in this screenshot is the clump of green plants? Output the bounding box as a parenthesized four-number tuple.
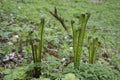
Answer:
(63, 63, 120, 80)
(87, 26, 101, 64)
(27, 18, 45, 78)
(71, 13, 90, 68)
(88, 37, 99, 64)
(87, 27, 100, 64)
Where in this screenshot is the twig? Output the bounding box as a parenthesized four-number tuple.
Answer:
(49, 7, 67, 31)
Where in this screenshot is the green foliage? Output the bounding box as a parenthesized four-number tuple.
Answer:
(62, 73, 78, 80)
(71, 13, 90, 68)
(29, 18, 45, 63)
(39, 77, 50, 80)
(0, 0, 120, 80)
(31, 77, 50, 80)
(64, 63, 120, 80)
(28, 18, 45, 78)
(3, 67, 27, 80)
(41, 54, 62, 79)
(88, 37, 99, 64)
(88, 28, 100, 64)
(111, 54, 120, 71)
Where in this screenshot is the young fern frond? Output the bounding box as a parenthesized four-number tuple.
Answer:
(72, 13, 90, 68)
(71, 20, 79, 67)
(37, 18, 45, 62)
(88, 26, 99, 64)
(29, 18, 45, 78)
(89, 37, 99, 64)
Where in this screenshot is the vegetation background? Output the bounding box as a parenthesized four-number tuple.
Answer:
(0, 0, 120, 80)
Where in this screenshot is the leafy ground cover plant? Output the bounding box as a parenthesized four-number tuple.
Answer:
(2, 55, 120, 80)
(62, 73, 79, 80)
(63, 62, 120, 80)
